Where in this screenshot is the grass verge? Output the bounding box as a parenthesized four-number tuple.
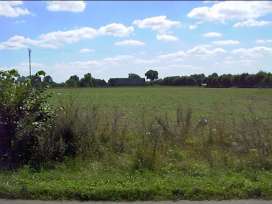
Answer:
(1, 160, 272, 201)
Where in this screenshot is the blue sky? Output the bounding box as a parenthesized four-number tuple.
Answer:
(0, 1, 272, 82)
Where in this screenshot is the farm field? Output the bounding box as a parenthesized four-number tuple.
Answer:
(49, 87, 272, 123)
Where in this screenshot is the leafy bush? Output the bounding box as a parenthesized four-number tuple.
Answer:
(0, 69, 62, 169)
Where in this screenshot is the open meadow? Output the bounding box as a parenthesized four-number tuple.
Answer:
(49, 87, 272, 123)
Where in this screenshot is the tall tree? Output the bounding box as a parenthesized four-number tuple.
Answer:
(145, 70, 158, 81)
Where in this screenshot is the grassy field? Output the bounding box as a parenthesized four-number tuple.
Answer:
(49, 87, 272, 121)
(1, 87, 272, 201)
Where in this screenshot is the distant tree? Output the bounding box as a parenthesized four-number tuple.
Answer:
(190, 74, 206, 86)
(145, 70, 158, 81)
(80, 73, 94, 87)
(65, 75, 80, 87)
(207, 73, 219, 87)
(128, 73, 141, 79)
(218, 74, 232, 88)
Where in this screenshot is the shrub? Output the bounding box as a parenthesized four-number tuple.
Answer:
(0, 69, 62, 169)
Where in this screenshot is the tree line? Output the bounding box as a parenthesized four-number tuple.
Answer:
(19, 69, 272, 88)
(154, 71, 272, 88)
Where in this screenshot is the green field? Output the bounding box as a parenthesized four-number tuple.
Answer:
(50, 87, 272, 122)
(1, 87, 272, 201)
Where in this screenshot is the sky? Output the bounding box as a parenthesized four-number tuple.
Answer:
(0, 1, 272, 82)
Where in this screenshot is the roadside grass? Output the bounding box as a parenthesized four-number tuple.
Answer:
(1, 160, 272, 201)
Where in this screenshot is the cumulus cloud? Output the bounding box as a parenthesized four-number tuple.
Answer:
(188, 1, 272, 22)
(256, 39, 272, 44)
(0, 23, 134, 50)
(158, 45, 226, 61)
(133, 16, 180, 33)
(0, 1, 30, 17)
(187, 45, 226, 56)
(189, 21, 203, 30)
(46, 1, 86, 13)
(98, 23, 134, 37)
(79, 48, 94, 53)
(189, 25, 197, 30)
(156, 34, 178, 42)
(0, 35, 38, 50)
(114, 40, 145, 46)
(203, 32, 222, 38)
(233, 19, 271, 28)
(212, 40, 240, 46)
(232, 46, 272, 58)
(158, 51, 186, 61)
(38, 27, 97, 48)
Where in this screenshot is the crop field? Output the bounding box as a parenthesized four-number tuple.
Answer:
(50, 87, 272, 122)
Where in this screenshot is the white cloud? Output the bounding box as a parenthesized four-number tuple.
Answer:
(0, 35, 38, 50)
(212, 40, 240, 46)
(203, 32, 222, 38)
(188, 1, 272, 22)
(156, 34, 178, 42)
(38, 27, 97, 48)
(98, 23, 134, 37)
(79, 48, 94, 53)
(233, 19, 271, 28)
(0, 23, 134, 49)
(158, 51, 186, 61)
(159, 45, 226, 61)
(232, 46, 272, 58)
(256, 39, 272, 44)
(0, 1, 30, 17)
(115, 40, 145, 46)
(189, 21, 203, 30)
(189, 25, 197, 30)
(133, 16, 180, 33)
(46, 1, 86, 13)
(187, 45, 226, 56)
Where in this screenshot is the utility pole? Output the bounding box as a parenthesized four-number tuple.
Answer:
(28, 48, 32, 78)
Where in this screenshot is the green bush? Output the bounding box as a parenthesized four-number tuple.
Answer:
(0, 69, 62, 169)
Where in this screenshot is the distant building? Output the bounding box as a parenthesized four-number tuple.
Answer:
(108, 78, 145, 86)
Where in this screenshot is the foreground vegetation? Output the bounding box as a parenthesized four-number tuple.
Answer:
(1, 162, 272, 200)
(1, 70, 272, 200)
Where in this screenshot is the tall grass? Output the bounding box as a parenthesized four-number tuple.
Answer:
(54, 99, 272, 171)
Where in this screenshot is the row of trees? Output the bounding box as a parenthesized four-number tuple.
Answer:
(18, 69, 272, 88)
(44, 70, 158, 88)
(156, 71, 272, 88)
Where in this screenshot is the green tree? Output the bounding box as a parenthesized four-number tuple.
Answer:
(80, 73, 94, 87)
(145, 70, 158, 81)
(65, 75, 80, 87)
